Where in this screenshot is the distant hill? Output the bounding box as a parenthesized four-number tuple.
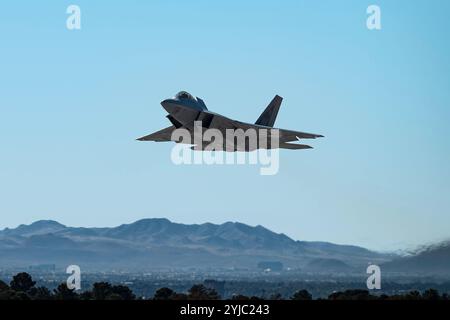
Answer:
(304, 258, 352, 273)
(382, 241, 450, 275)
(0, 218, 390, 272)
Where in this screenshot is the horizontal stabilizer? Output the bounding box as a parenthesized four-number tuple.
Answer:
(279, 142, 312, 150)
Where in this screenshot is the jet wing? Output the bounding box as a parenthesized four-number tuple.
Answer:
(136, 126, 176, 142)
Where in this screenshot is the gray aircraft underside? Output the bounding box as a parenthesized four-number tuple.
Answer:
(137, 91, 323, 151)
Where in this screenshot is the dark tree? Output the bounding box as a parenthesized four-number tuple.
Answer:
(9, 272, 36, 292)
(0, 281, 16, 300)
(53, 283, 78, 300)
(77, 282, 135, 300)
(328, 289, 375, 300)
(105, 293, 123, 300)
(269, 293, 283, 300)
(422, 289, 440, 300)
(153, 287, 176, 300)
(111, 285, 136, 300)
(79, 291, 93, 300)
(188, 284, 220, 300)
(405, 290, 422, 300)
(29, 286, 53, 300)
(0, 280, 9, 292)
(291, 289, 313, 300)
(172, 293, 189, 300)
(92, 282, 113, 300)
(0, 290, 29, 300)
(231, 294, 251, 300)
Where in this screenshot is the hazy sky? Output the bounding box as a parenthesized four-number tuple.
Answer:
(1, 1, 449, 251)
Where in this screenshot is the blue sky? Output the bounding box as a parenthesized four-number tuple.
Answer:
(0, 1, 449, 251)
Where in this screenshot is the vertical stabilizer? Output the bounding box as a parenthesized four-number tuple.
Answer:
(255, 95, 282, 127)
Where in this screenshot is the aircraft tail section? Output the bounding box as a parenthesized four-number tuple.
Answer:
(255, 95, 282, 127)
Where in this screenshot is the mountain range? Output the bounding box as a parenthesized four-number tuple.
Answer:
(0, 218, 448, 275)
(383, 242, 450, 275)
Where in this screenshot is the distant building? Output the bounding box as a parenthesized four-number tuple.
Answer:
(257, 261, 283, 272)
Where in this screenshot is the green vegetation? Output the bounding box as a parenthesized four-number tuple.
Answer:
(0, 272, 449, 300)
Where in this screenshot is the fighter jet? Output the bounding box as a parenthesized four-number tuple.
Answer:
(137, 91, 323, 151)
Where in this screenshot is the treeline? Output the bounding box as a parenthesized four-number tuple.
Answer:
(0, 272, 449, 300)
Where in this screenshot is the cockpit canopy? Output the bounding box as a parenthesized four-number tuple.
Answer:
(172, 91, 208, 111)
(175, 91, 196, 101)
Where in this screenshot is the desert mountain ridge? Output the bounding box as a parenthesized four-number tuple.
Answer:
(0, 218, 448, 275)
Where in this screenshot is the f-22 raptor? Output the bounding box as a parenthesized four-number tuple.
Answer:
(137, 91, 323, 151)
